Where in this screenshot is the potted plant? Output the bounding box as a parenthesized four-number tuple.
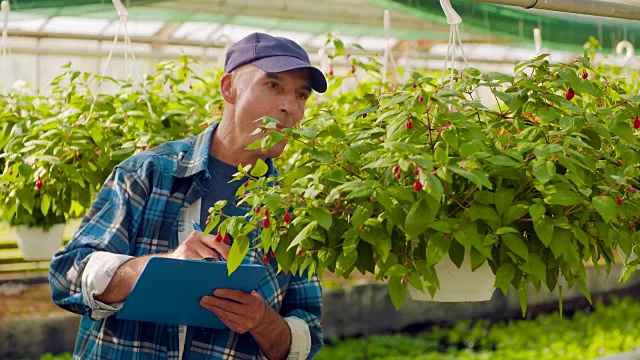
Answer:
(0, 56, 221, 260)
(207, 40, 640, 313)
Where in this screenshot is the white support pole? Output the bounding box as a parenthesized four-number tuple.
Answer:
(473, 0, 640, 21)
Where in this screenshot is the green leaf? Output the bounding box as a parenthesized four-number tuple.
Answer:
(342, 230, 360, 256)
(333, 38, 345, 56)
(426, 232, 450, 267)
(352, 203, 374, 228)
(318, 248, 337, 268)
(459, 140, 486, 158)
(375, 254, 398, 280)
(351, 107, 377, 118)
(309, 150, 334, 164)
(487, 72, 513, 83)
(545, 190, 584, 206)
(486, 155, 521, 167)
(533, 216, 554, 247)
(494, 188, 515, 216)
(250, 158, 269, 177)
(245, 138, 263, 150)
(468, 203, 501, 223)
(336, 249, 358, 276)
(577, 276, 592, 304)
(264, 194, 282, 210)
(495, 263, 515, 295)
(532, 160, 555, 184)
(287, 221, 317, 250)
(294, 126, 318, 139)
(386, 141, 419, 155)
(405, 198, 432, 237)
(529, 204, 546, 221)
(496, 227, 519, 235)
(448, 240, 465, 268)
(386, 264, 408, 276)
(41, 194, 51, 216)
(449, 166, 493, 189)
(16, 189, 35, 214)
(407, 272, 424, 293)
(464, 67, 481, 76)
(227, 234, 250, 274)
(429, 220, 453, 233)
(538, 107, 558, 123)
(362, 157, 397, 169)
(549, 228, 572, 259)
(519, 285, 528, 317)
(592, 196, 616, 223)
(425, 174, 444, 200)
(523, 253, 547, 281)
(474, 191, 494, 205)
(503, 203, 530, 224)
(341, 147, 360, 163)
(470, 247, 487, 271)
(261, 131, 284, 150)
(307, 208, 332, 230)
(503, 233, 529, 261)
(611, 121, 637, 144)
(388, 276, 407, 310)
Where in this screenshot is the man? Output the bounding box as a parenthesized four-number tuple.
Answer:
(49, 32, 327, 360)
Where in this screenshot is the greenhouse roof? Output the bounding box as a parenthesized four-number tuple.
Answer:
(4, 0, 639, 53)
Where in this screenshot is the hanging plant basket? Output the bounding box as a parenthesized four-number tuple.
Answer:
(14, 224, 65, 261)
(408, 255, 496, 302)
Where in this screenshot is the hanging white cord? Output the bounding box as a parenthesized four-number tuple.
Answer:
(439, 0, 486, 127)
(89, 0, 153, 120)
(382, 9, 400, 84)
(88, 15, 125, 119)
(439, 1, 479, 103)
(1, 0, 10, 93)
(533, 28, 542, 55)
(123, 19, 145, 83)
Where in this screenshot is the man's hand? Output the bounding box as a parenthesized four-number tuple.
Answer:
(95, 231, 229, 304)
(169, 230, 230, 261)
(200, 289, 292, 360)
(200, 289, 267, 334)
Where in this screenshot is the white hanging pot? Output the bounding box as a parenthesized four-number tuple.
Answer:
(14, 224, 65, 261)
(408, 255, 496, 302)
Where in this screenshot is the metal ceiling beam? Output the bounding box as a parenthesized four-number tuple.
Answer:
(6, 29, 224, 47)
(473, 0, 640, 21)
(5, 44, 522, 68)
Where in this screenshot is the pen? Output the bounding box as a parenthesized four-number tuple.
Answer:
(191, 220, 227, 262)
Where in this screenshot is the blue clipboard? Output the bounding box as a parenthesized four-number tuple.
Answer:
(116, 257, 267, 329)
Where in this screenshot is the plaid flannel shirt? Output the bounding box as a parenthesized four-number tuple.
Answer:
(48, 123, 323, 359)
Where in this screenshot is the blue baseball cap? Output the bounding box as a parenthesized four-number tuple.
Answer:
(224, 32, 327, 93)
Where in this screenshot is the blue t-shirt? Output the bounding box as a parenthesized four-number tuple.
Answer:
(199, 155, 248, 233)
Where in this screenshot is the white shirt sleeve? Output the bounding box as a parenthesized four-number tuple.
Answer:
(284, 316, 312, 360)
(81, 251, 134, 320)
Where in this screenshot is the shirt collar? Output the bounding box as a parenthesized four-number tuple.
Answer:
(175, 122, 279, 179)
(175, 122, 218, 178)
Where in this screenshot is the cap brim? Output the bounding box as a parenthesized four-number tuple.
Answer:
(251, 56, 328, 93)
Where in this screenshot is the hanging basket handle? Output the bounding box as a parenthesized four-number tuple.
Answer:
(439, 0, 462, 25)
(616, 40, 635, 65)
(112, 0, 128, 17)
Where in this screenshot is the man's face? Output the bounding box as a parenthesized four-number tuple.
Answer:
(231, 66, 312, 159)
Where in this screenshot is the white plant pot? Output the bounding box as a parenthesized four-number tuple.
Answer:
(14, 224, 65, 261)
(408, 255, 496, 302)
